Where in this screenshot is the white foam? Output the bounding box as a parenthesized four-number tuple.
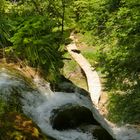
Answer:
(113, 126, 140, 140)
(1, 69, 140, 140)
(21, 91, 96, 140)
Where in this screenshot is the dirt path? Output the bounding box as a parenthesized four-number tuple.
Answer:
(67, 39, 101, 106)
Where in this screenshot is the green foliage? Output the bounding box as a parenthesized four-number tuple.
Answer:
(96, 0, 140, 90)
(107, 89, 140, 124)
(73, 0, 140, 123)
(10, 15, 64, 75)
(0, 0, 11, 48)
(0, 0, 73, 81)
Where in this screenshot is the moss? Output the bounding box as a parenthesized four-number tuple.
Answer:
(0, 64, 35, 87)
(0, 112, 49, 140)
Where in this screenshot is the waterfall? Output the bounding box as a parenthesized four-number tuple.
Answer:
(0, 67, 140, 140)
(22, 77, 97, 140)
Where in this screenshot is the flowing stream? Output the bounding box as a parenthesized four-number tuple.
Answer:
(0, 67, 140, 140)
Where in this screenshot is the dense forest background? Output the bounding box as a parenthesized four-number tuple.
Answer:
(0, 0, 140, 124)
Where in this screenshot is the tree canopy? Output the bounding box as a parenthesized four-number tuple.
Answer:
(0, 0, 69, 81)
(73, 0, 140, 124)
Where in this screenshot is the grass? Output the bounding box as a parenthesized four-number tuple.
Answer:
(107, 89, 140, 125)
(82, 49, 97, 65)
(62, 52, 88, 90)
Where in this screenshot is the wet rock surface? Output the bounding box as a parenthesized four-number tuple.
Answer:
(79, 125, 114, 140)
(92, 126, 114, 140)
(50, 103, 114, 139)
(50, 104, 99, 130)
(51, 75, 91, 98)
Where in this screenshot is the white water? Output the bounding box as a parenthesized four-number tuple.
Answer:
(21, 76, 96, 140)
(0, 69, 18, 87)
(24, 76, 140, 140)
(113, 126, 140, 140)
(0, 69, 140, 140)
(0, 68, 26, 101)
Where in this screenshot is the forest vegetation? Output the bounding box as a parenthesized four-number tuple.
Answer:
(0, 0, 140, 125)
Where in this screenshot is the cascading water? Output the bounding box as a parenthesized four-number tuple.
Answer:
(0, 67, 140, 140)
(22, 92, 96, 140)
(22, 76, 98, 140)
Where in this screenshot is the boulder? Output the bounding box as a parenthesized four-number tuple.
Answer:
(50, 104, 99, 130)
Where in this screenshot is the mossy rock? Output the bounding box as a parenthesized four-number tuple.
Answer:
(92, 126, 114, 140)
(0, 112, 55, 140)
(51, 75, 91, 98)
(50, 104, 99, 130)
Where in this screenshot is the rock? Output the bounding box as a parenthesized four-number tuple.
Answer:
(57, 82, 76, 92)
(51, 75, 91, 99)
(93, 126, 114, 140)
(50, 104, 99, 130)
(79, 124, 114, 140)
(71, 49, 81, 54)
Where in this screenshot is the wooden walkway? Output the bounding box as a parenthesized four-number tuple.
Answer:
(67, 42, 101, 106)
